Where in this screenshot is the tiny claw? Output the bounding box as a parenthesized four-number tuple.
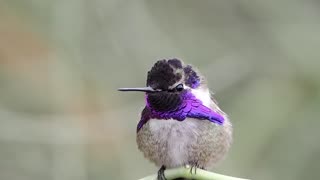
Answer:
(189, 162, 199, 175)
(157, 165, 167, 180)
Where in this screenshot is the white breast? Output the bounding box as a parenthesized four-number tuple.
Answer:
(137, 116, 232, 168)
(147, 118, 201, 167)
(191, 88, 211, 107)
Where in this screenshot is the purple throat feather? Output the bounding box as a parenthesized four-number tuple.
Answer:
(137, 91, 225, 132)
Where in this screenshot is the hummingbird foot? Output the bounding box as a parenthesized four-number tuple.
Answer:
(157, 165, 167, 180)
(189, 162, 200, 175)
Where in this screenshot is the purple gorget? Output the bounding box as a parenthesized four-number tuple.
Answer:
(137, 91, 225, 132)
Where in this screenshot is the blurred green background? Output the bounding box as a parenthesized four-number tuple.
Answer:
(0, 1, 320, 180)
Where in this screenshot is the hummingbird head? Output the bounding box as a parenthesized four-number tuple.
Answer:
(119, 59, 210, 112)
(119, 58, 225, 130)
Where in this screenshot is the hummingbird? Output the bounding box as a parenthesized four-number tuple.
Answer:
(119, 59, 232, 180)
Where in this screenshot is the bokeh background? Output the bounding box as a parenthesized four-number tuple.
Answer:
(1, 1, 320, 180)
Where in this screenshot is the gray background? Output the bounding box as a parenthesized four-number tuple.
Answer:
(0, 1, 319, 180)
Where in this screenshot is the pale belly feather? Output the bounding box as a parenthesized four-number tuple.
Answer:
(136, 118, 232, 168)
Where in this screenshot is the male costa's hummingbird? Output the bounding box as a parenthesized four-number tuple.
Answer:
(119, 59, 232, 180)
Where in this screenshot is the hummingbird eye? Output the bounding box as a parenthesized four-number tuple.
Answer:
(175, 84, 184, 91)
